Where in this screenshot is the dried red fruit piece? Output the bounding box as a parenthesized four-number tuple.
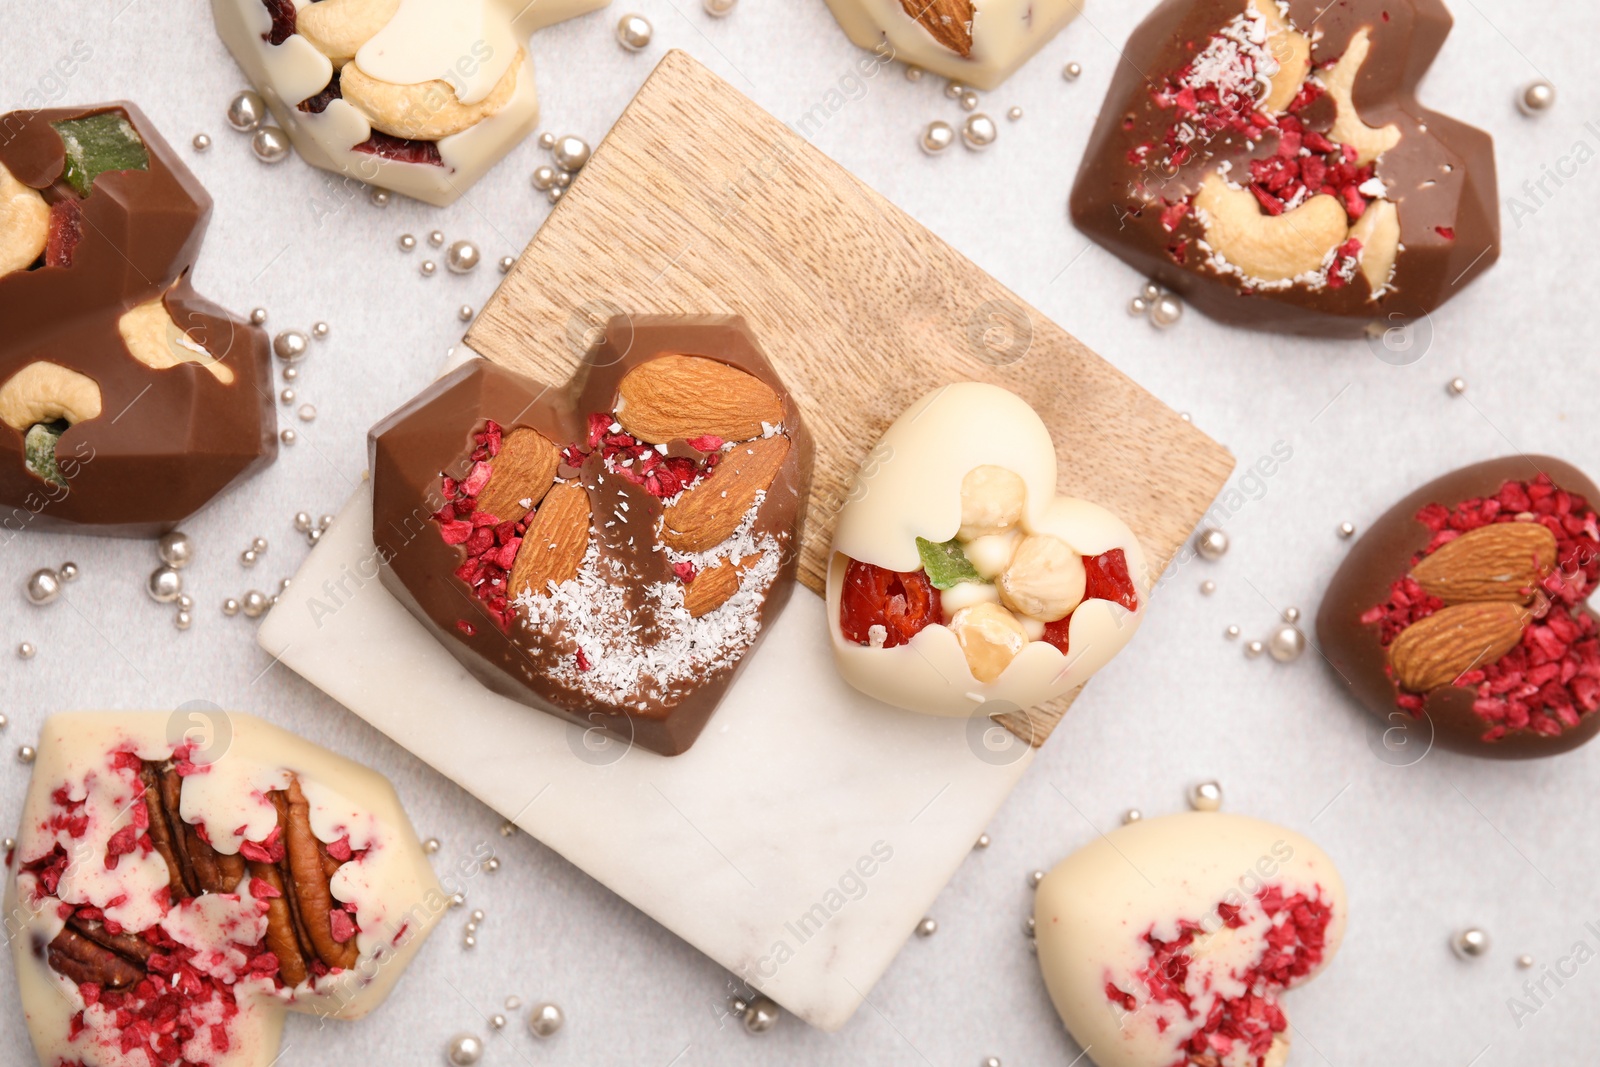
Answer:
(839, 559, 942, 648)
(352, 132, 444, 167)
(45, 198, 82, 268)
(1083, 548, 1139, 611)
(260, 0, 296, 44)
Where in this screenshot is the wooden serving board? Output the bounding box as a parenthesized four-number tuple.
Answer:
(467, 49, 1235, 742)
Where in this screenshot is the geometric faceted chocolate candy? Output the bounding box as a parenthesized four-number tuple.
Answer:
(1070, 0, 1499, 337)
(0, 103, 275, 537)
(370, 316, 813, 756)
(827, 382, 1147, 718)
(211, 0, 609, 206)
(821, 0, 1084, 91)
(1035, 812, 1347, 1067)
(6, 712, 444, 1067)
(1318, 456, 1600, 758)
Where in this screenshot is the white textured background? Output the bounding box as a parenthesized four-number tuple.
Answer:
(3, 0, 1599, 1064)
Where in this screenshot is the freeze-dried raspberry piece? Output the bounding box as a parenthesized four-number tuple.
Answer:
(839, 559, 941, 649)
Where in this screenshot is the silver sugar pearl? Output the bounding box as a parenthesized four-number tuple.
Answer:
(920, 120, 955, 155)
(1225, 625, 1241, 640)
(241, 590, 269, 618)
(222, 598, 241, 617)
(1028, 869, 1045, 889)
(19, 745, 37, 764)
(905, 65, 923, 81)
(729, 996, 749, 1016)
(1128, 296, 1150, 316)
(945, 82, 967, 99)
(529, 1002, 564, 1037)
(428, 230, 445, 247)
(308, 528, 323, 544)
(547, 187, 564, 205)
(1282, 606, 1301, 624)
(192, 133, 212, 152)
(252, 536, 268, 552)
(616, 13, 653, 51)
(0, 836, 11, 849)
(280, 429, 297, 445)
(984, 1058, 1003, 1067)
(552, 135, 592, 172)
(959, 91, 979, 112)
(175, 610, 192, 631)
(1141, 281, 1162, 302)
(226, 89, 266, 132)
(1245, 639, 1265, 658)
(538, 132, 557, 150)
(240, 549, 258, 567)
(471, 909, 485, 922)
(294, 511, 312, 532)
(915, 917, 938, 937)
(1517, 954, 1535, 969)
(298, 404, 317, 422)
(177, 594, 194, 610)
(1007, 106, 1023, 120)
(1453, 927, 1491, 959)
(279, 577, 292, 592)
(147, 566, 183, 604)
(281, 365, 298, 381)
(1151, 293, 1184, 329)
(1123, 808, 1143, 824)
(531, 165, 559, 191)
(399, 233, 417, 251)
(1200, 580, 1216, 595)
(446, 1033, 484, 1066)
(1025, 917, 1036, 935)
(25, 568, 61, 605)
(318, 514, 336, 530)
(499, 822, 516, 837)
(423, 837, 441, 854)
(1448, 377, 1467, 396)
(448, 891, 465, 907)
(1195, 527, 1229, 560)
(483, 856, 500, 872)
(159, 531, 194, 568)
(273, 330, 308, 361)
(490, 1014, 506, 1031)
(743, 995, 779, 1034)
(446, 239, 481, 274)
(58, 560, 80, 579)
(249, 307, 268, 325)
(961, 113, 998, 151)
(18, 642, 35, 659)
(463, 934, 477, 948)
(498, 255, 515, 273)
(554, 170, 572, 188)
(1518, 80, 1556, 116)
(311, 321, 329, 339)
(1189, 780, 1223, 811)
(280, 389, 295, 404)
(368, 187, 390, 207)
(974, 832, 991, 849)
(1268, 624, 1306, 662)
(458, 305, 475, 322)
(1063, 61, 1083, 81)
(420, 260, 437, 277)
(703, 0, 738, 14)
(505, 996, 522, 1011)
(250, 125, 290, 164)
(1339, 521, 1357, 539)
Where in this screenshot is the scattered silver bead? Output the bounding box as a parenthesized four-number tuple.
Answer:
(1, 836, 11, 850)
(1453, 927, 1491, 959)
(489, 1014, 506, 1031)
(1007, 106, 1023, 120)
(1517, 954, 1535, 969)
(177, 594, 194, 611)
(222, 598, 240, 617)
(471, 909, 485, 922)
(280, 389, 296, 404)
(420, 260, 437, 277)
(1024, 917, 1036, 936)
(531, 165, 559, 191)
(1128, 296, 1150, 316)
(616, 13, 653, 51)
(251, 536, 268, 552)
(1141, 281, 1162, 302)
(554, 170, 572, 189)
(505, 996, 522, 1011)
(311, 321, 329, 340)
(446, 1033, 484, 1066)
(250, 125, 290, 163)
(743, 995, 779, 1034)
(547, 187, 565, 205)
(192, 133, 212, 152)
(298, 404, 317, 422)
(1225, 625, 1241, 640)
(499, 822, 517, 837)
(449, 892, 465, 907)
(1517, 80, 1556, 116)
(308, 527, 323, 544)
(1200, 580, 1216, 596)
(294, 511, 312, 532)
(368, 187, 390, 207)
(226, 90, 266, 132)
(399, 233, 417, 252)
(458, 305, 475, 323)
(1189, 780, 1223, 811)
(920, 120, 955, 155)
(959, 91, 979, 112)
(1180, 412, 1192, 422)
(1282, 606, 1301, 623)
(904, 65, 923, 81)
(983, 1058, 1002, 1067)
(1151, 293, 1184, 329)
(273, 330, 308, 362)
(57, 561, 78, 582)
(279, 577, 292, 592)
(175, 610, 192, 631)
(241, 590, 269, 618)
(1063, 61, 1083, 81)
(1339, 521, 1357, 539)
(1028, 869, 1045, 889)
(282, 365, 298, 381)
(703, 0, 737, 14)
(945, 82, 966, 100)
(241, 549, 258, 567)
(463, 934, 477, 949)
(498, 255, 515, 273)
(1447, 377, 1467, 396)
(446, 239, 481, 274)
(19, 745, 37, 764)
(18, 642, 35, 660)
(428, 230, 446, 248)
(1194, 526, 1229, 560)
(1268, 625, 1306, 662)
(1123, 808, 1143, 824)
(915, 917, 938, 937)
(529, 1002, 564, 1038)
(423, 837, 441, 854)
(974, 832, 991, 849)
(538, 132, 557, 150)
(280, 429, 297, 445)
(552, 135, 592, 171)
(249, 307, 268, 325)
(961, 114, 998, 151)
(730, 996, 749, 1016)
(25, 568, 61, 606)
(159, 531, 194, 569)
(318, 514, 336, 531)
(1245, 639, 1265, 658)
(483, 856, 500, 872)
(147, 566, 183, 604)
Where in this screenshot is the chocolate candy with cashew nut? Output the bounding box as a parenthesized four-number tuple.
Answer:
(6, 712, 443, 1067)
(1317, 457, 1600, 758)
(370, 316, 814, 756)
(0, 103, 275, 537)
(1070, 0, 1499, 337)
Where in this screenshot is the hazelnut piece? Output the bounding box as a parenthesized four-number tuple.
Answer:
(950, 602, 1029, 683)
(959, 465, 1026, 541)
(998, 534, 1085, 622)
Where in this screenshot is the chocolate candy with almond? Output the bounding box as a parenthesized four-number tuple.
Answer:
(1317, 457, 1600, 758)
(0, 103, 275, 536)
(1069, 0, 1499, 337)
(370, 316, 813, 756)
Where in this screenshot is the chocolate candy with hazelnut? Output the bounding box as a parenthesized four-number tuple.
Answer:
(1069, 0, 1499, 337)
(1317, 456, 1600, 758)
(0, 102, 275, 536)
(370, 316, 814, 756)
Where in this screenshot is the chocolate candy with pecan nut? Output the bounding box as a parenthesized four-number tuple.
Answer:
(370, 316, 813, 756)
(1070, 0, 1499, 337)
(1317, 457, 1600, 758)
(0, 103, 275, 536)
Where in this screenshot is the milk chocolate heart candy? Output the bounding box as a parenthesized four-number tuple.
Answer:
(6, 712, 444, 1067)
(827, 382, 1147, 717)
(820, 0, 1084, 91)
(210, 0, 608, 206)
(1035, 812, 1347, 1067)
(370, 316, 813, 756)
(1070, 0, 1498, 337)
(1318, 456, 1600, 758)
(0, 103, 275, 537)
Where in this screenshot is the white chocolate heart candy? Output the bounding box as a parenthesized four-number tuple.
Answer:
(6, 712, 446, 1067)
(1035, 812, 1348, 1067)
(827, 382, 1148, 717)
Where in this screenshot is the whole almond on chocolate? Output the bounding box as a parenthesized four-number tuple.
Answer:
(510, 481, 590, 596)
(475, 426, 560, 522)
(615, 354, 785, 445)
(662, 435, 789, 553)
(899, 0, 974, 56)
(1409, 522, 1556, 604)
(683, 554, 761, 618)
(1388, 601, 1530, 693)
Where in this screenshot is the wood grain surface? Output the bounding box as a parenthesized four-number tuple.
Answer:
(467, 50, 1235, 743)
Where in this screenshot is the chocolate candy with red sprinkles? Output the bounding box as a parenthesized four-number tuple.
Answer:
(1317, 456, 1600, 758)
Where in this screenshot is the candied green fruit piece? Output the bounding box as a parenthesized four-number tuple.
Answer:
(52, 112, 149, 196)
(23, 420, 68, 486)
(915, 536, 984, 590)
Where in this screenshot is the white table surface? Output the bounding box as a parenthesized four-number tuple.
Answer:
(4, 0, 1599, 1064)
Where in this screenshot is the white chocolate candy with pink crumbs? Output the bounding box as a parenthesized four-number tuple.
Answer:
(827, 382, 1147, 718)
(1034, 812, 1348, 1067)
(821, 0, 1085, 91)
(210, 0, 609, 205)
(6, 711, 445, 1067)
